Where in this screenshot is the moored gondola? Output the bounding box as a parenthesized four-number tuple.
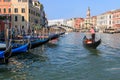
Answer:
(0, 39, 30, 56)
(0, 42, 12, 64)
(29, 38, 49, 49)
(83, 36, 101, 49)
(48, 34, 60, 40)
(12, 43, 30, 54)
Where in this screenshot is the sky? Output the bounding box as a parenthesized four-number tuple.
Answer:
(39, 0, 120, 20)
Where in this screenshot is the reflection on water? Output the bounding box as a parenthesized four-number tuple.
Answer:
(0, 32, 120, 80)
(85, 48, 102, 56)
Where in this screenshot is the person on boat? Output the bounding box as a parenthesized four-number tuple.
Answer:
(90, 27, 95, 42)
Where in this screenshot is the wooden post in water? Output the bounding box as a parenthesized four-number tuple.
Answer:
(5, 16, 9, 49)
(42, 27, 45, 40)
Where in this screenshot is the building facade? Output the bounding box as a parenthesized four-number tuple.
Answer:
(0, 0, 12, 31)
(91, 16, 97, 27)
(0, 0, 47, 34)
(11, 0, 29, 32)
(65, 18, 75, 28)
(74, 18, 84, 30)
(112, 9, 120, 29)
(96, 11, 113, 31)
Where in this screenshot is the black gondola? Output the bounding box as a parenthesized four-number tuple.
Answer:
(49, 34, 60, 40)
(0, 42, 12, 64)
(83, 36, 101, 49)
(29, 38, 49, 49)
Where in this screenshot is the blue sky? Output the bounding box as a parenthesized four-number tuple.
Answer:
(39, 0, 120, 20)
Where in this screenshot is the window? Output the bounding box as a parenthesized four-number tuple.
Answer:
(14, 8, 18, 13)
(31, 10, 33, 14)
(22, 0, 27, 2)
(8, 8, 11, 13)
(29, 17, 31, 22)
(109, 15, 111, 19)
(0, 8, 1, 13)
(18, 0, 21, 1)
(33, 11, 35, 15)
(22, 16, 24, 21)
(15, 16, 18, 21)
(109, 21, 111, 25)
(21, 8, 25, 13)
(4, 0, 11, 2)
(29, 9, 30, 13)
(4, 8, 6, 13)
(29, 0, 32, 3)
(9, 16, 11, 21)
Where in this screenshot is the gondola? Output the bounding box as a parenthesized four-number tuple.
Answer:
(12, 43, 29, 54)
(29, 38, 49, 49)
(59, 32, 65, 35)
(83, 36, 101, 49)
(0, 41, 30, 55)
(49, 34, 60, 40)
(0, 42, 12, 64)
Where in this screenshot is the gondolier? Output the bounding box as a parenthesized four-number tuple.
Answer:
(90, 27, 95, 42)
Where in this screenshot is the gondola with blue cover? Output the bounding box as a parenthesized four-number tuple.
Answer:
(0, 40, 30, 56)
(11, 43, 29, 54)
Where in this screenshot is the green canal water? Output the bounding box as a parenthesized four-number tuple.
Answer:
(0, 32, 120, 80)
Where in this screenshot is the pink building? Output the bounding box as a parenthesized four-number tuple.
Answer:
(0, 0, 12, 31)
(74, 18, 84, 30)
(112, 9, 120, 29)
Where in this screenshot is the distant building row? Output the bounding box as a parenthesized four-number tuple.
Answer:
(0, 0, 47, 33)
(48, 7, 120, 32)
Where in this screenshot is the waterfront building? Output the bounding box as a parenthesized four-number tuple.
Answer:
(96, 11, 113, 31)
(74, 18, 84, 31)
(0, 0, 47, 34)
(11, 0, 29, 33)
(112, 9, 120, 29)
(64, 18, 75, 28)
(91, 16, 97, 27)
(0, 0, 12, 32)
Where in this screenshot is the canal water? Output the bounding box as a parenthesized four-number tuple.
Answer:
(0, 32, 120, 80)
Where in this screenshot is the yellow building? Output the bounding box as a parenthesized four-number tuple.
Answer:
(11, 0, 29, 32)
(0, 0, 45, 34)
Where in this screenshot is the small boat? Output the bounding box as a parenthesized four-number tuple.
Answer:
(59, 32, 65, 35)
(83, 36, 101, 49)
(30, 38, 49, 49)
(12, 43, 29, 54)
(49, 34, 60, 40)
(0, 41, 30, 55)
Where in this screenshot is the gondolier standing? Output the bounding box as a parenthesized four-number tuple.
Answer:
(90, 27, 95, 42)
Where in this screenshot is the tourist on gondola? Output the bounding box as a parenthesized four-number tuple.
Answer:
(90, 26, 95, 42)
